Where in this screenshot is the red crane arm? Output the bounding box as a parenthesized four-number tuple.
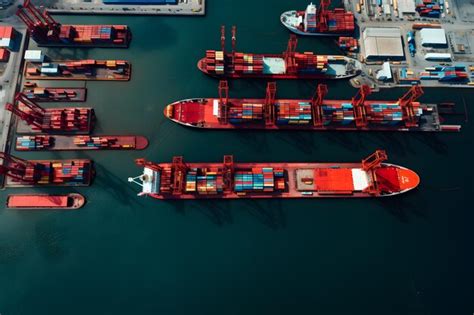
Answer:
(264, 82, 277, 126)
(312, 84, 328, 127)
(218, 80, 229, 124)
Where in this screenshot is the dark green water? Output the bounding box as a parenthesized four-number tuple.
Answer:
(1, 0, 474, 314)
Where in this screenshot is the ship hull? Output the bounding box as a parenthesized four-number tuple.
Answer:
(280, 11, 350, 37)
(6, 193, 85, 209)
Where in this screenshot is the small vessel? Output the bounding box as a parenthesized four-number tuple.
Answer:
(281, 1, 355, 36)
(15, 135, 149, 151)
(164, 82, 461, 132)
(22, 86, 87, 102)
(6, 193, 85, 210)
(25, 59, 131, 81)
(198, 26, 362, 80)
(0, 152, 93, 188)
(128, 151, 420, 200)
(17, 0, 131, 48)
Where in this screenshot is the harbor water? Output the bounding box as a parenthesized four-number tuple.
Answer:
(1, 0, 473, 314)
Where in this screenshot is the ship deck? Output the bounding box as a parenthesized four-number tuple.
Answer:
(141, 162, 419, 199)
(22, 88, 87, 102)
(25, 62, 131, 81)
(166, 98, 447, 132)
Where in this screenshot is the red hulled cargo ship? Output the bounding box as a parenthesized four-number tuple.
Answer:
(164, 82, 461, 132)
(128, 151, 420, 199)
(6, 193, 85, 210)
(22, 86, 87, 102)
(281, 1, 355, 36)
(198, 26, 362, 80)
(6, 93, 94, 135)
(25, 60, 131, 81)
(0, 153, 93, 188)
(17, 0, 131, 48)
(15, 135, 149, 151)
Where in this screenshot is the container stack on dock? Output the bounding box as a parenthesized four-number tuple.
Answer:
(295, 53, 328, 73)
(420, 65, 469, 82)
(327, 9, 355, 33)
(229, 104, 264, 124)
(51, 161, 91, 185)
(233, 53, 264, 74)
(204, 50, 225, 74)
(36, 108, 91, 132)
(276, 102, 312, 125)
(16, 136, 53, 150)
(416, 0, 443, 17)
(338, 37, 358, 52)
(16, 160, 92, 186)
(23, 88, 82, 102)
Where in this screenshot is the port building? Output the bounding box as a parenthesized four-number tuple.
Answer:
(362, 27, 404, 60)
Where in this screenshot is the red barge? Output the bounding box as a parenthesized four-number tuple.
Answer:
(165, 82, 461, 132)
(22, 85, 87, 102)
(0, 153, 93, 188)
(128, 151, 420, 199)
(198, 26, 362, 80)
(16, 135, 149, 151)
(17, 0, 131, 48)
(6, 93, 94, 135)
(6, 193, 85, 210)
(25, 59, 131, 81)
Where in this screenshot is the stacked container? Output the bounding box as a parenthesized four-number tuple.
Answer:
(276, 102, 312, 125)
(73, 136, 121, 148)
(159, 168, 172, 194)
(196, 168, 224, 195)
(205, 50, 225, 74)
(420, 65, 469, 82)
(16, 135, 52, 150)
(52, 161, 90, 184)
(233, 53, 264, 74)
(295, 52, 328, 73)
(303, 4, 317, 32)
(338, 37, 358, 52)
(416, 0, 442, 17)
(37, 108, 91, 132)
(229, 103, 264, 124)
(185, 169, 197, 192)
(322, 103, 355, 125)
(58, 25, 128, 45)
(234, 168, 283, 193)
(326, 9, 355, 33)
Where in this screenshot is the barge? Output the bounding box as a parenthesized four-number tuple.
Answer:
(6, 193, 85, 210)
(17, 0, 131, 48)
(164, 82, 461, 132)
(25, 60, 131, 81)
(128, 151, 420, 199)
(15, 135, 149, 151)
(198, 26, 362, 80)
(0, 153, 93, 188)
(281, 1, 355, 36)
(22, 86, 87, 102)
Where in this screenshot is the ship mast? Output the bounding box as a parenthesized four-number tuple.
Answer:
(311, 84, 328, 127)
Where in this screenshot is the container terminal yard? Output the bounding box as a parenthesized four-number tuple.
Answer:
(337, 0, 474, 89)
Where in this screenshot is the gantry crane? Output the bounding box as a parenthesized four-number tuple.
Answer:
(398, 85, 424, 128)
(5, 93, 46, 130)
(264, 82, 277, 126)
(218, 80, 229, 124)
(284, 35, 298, 74)
(361, 150, 388, 195)
(351, 85, 372, 128)
(317, 0, 331, 33)
(222, 155, 234, 192)
(311, 84, 328, 127)
(171, 156, 187, 195)
(0, 152, 35, 182)
(17, 0, 60, 42)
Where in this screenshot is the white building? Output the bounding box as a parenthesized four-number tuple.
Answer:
(363, 28, 404, 60)
(420, 28, 447, 47)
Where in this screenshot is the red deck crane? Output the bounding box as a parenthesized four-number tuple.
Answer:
(17, 0, 60, 42)
(264, 82, 277, 126)
(218, 80, 229, 124)
(0, 152, 35, 182)
(171, 156, 187, 195)
(311, 84, 328, 127)
(220, 25, 226, 53)
(351, 85, 372, 128)
(284, 35, 298, 74)
(223, 155, 234, 192)
(398, 85, 424, 128)
(361, 150, 388, 195)
(317, 0, 331, 32)
(5, 93, 46, 130)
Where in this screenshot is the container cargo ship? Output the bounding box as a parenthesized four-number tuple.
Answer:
(6, 93, 94, 135)
(6, 193, 85, 210)
(25, 60, 131, 81)
(198, 26, 362, 80)
(22, 86, 87, 102)
(15, 135, 149, 151)
(164, 82, 461, 132)
(280, 1, 355, 36)
(128, 151, 420, 199)
(0, 153, 93, 188)
(17, 0, 131, 48)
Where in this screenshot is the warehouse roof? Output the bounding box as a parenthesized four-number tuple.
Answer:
(420, 28, 447, 46)
(363, 28, 404, 59)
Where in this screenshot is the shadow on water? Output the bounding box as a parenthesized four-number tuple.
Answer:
(44, 48, 90, 61)
(243, 199, 286, 230)
(375, 191, 429, 223)
(274, 131, 319, 155)
(234, 131, 269, 153)
(34, 217, 68, 261)
(130, 17, 178, 51)
(162, 199, 233, 227)
(323, 131, 366, 152)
